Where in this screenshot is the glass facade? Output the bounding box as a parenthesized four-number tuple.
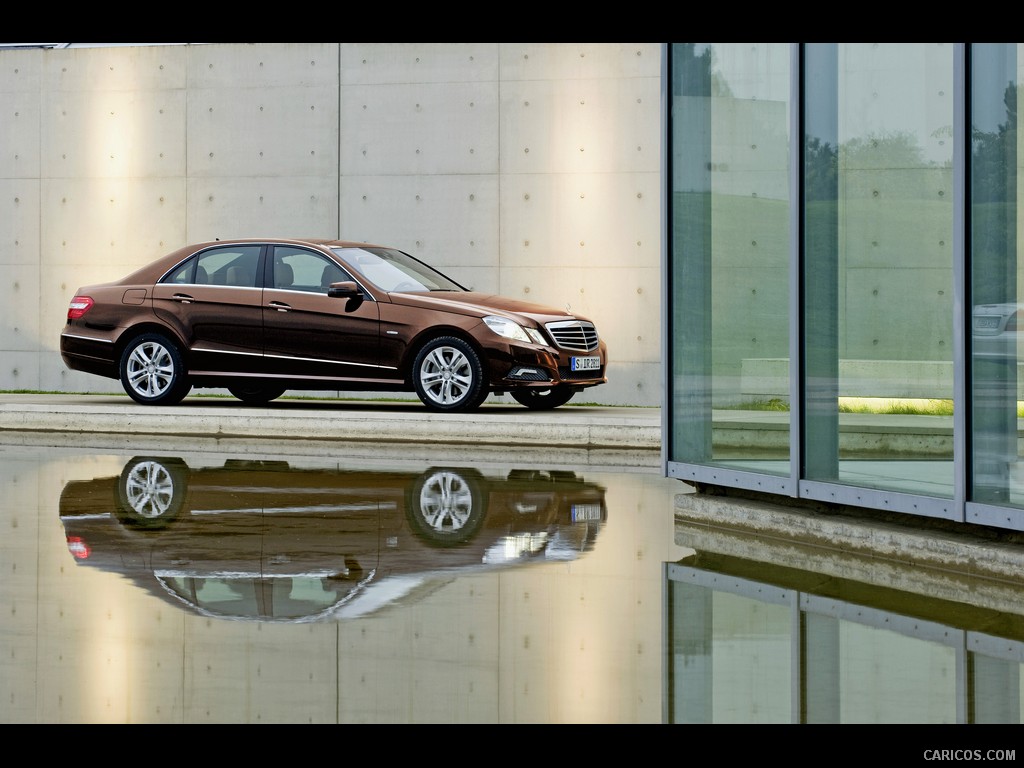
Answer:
(665, 558, 1024, 724)
(665, 43, 1024, 532)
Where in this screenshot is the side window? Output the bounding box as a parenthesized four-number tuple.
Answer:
(318, 260, 349, 291)
(192, 246, 261, 288)
(272, 248, 352, 292)
(165, 258, 199, 284)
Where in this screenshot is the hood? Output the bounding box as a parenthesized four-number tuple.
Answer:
(389, 290, 585, 324)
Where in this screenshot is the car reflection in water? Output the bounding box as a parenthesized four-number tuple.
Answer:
(59, 457, 606, 623)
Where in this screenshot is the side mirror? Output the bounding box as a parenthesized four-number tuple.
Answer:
(327, 281, 362, 299)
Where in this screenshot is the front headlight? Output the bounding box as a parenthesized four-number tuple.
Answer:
(484, 315, 538, 344)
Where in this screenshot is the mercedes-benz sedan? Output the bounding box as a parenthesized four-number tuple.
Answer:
(60, 238, 608, 411)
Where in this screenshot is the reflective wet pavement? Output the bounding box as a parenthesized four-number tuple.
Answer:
(1, 435, 688, 724)
(5, 426, 1024, 729)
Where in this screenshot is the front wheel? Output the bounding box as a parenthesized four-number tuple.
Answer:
(413, 337, 489, 412)
(119, 333, 191, 405)
(510, 386, 575, 410)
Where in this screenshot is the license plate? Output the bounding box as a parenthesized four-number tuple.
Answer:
(975, 316, 999, 329)
(571, 356, 600, 371)
(571, 503, 603, 522)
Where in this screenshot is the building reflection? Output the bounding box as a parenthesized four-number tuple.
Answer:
(59, 455, 607, 623)
(665, 512, 1024, 724)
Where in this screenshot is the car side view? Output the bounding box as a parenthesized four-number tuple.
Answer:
(60, 238, 608, 412)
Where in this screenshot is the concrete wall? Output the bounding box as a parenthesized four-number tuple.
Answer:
(0, 42, 663, 406)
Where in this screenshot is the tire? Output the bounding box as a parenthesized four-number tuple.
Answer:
(510, 386, 575, 410)
(119, 333, 191, 405)
(228, 384, 287, 405)
(115, 456, 189, 529)
(406, 468, 487, 546)
(412, 336, 489, 412)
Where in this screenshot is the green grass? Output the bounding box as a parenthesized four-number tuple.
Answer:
(736, 397, 1024, 418)
(839, 397, 955, 416)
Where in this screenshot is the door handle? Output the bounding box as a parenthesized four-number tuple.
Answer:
(268, 301, 292, 312)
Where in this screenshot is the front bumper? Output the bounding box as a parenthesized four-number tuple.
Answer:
(488, 341, 607, 389)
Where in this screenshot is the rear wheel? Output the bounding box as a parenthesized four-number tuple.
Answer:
(413, 336, 489, 412)
(510, 386, 575, 410)
(228, 384, 287, 405)
(115, 456, 189, 528)
(119, 333, 191, 405)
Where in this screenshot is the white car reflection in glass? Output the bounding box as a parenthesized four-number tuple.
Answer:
(59, 457, 607, 623)
(972, 302, 1024, 361)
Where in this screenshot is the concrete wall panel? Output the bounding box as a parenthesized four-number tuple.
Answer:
(341, 43, 498, 86)
(0, 350, 40, 389)
(1, 47, 43, 91)
(186, 85, 339, 177)
(188, 43, 338, 89)
(0, 92, 42, 178)
(499, 76, 660, 175)
(41, 89, 187, 180)
(41, 45, 187, 92)
(2, 264, 40, 353)
(339, 81, 498, 176)
(185, 176, 338, 243)
(338, 173, 499, 276)
(0, 178, 41, 264)
(498, 171, 659, 270)
(499, 42, 656, 81)
(40, 178, 188, 272)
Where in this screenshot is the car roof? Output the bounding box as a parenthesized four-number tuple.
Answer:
(188, 237, 389, 249)
(113, 238, 393, 284)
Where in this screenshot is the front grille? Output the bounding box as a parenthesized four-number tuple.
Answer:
(546, 320, 599, 352)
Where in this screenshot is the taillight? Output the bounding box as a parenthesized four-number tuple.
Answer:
(66, 536, 90, 560)
(67, 296, 94, 320)
(1008, 310, 1023, 332)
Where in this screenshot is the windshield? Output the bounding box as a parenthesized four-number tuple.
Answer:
(332, 247, 466, 292)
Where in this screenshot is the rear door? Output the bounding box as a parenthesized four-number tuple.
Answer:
(152, 245, 266, 374)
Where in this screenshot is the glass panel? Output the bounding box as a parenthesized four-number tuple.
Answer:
(666, 579, 791, 724)
(835, 621, 957, 723)
(666, 557, 1024, 723)
(972, 654, 1023, 723)
(668, 43, 791, 475)
(803, 43, 955, 497)
(969, 44, 1022, 509)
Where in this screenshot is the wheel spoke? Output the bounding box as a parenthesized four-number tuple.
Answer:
(125, 462, 175, 518)
(420, 346, 472, 404)
(126, 341, 173, 397)
(420, 472, 473, 531)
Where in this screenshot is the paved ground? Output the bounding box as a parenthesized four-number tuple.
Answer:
(0, 393, 663, 469)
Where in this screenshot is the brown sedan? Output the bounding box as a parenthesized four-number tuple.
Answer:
(60, 238, 608, 411)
